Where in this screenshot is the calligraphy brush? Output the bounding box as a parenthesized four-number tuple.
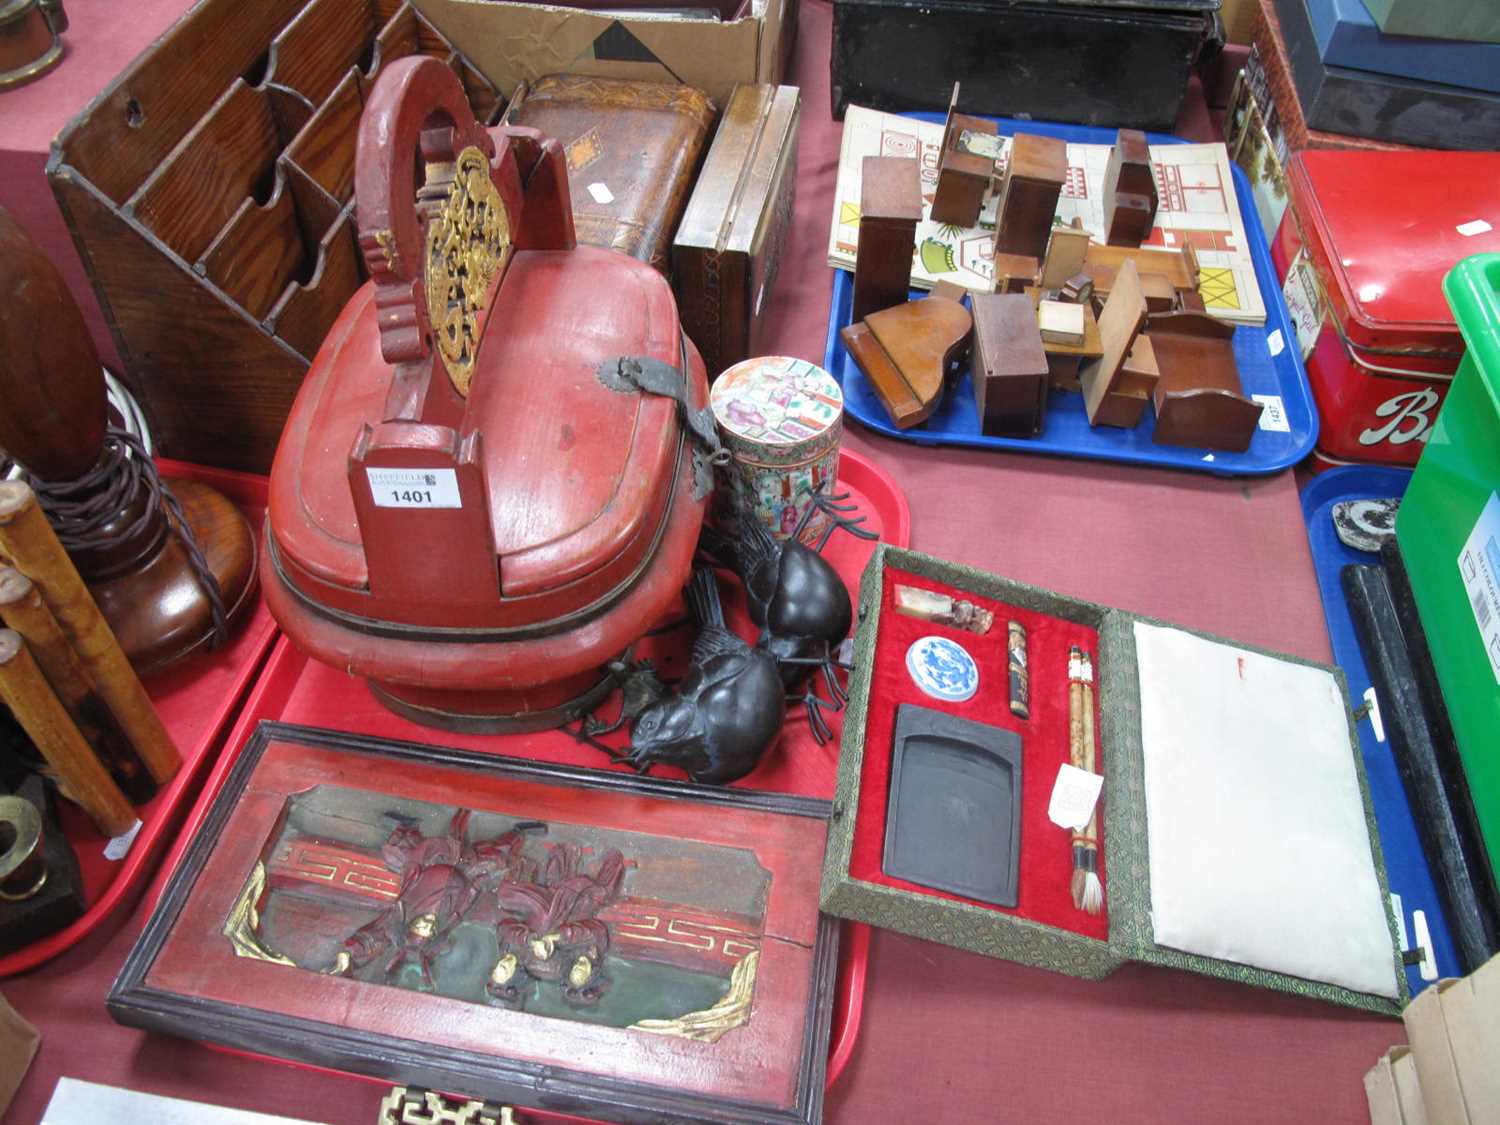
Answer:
(1072, 651, 1104, 915)
(1067, 646, 1087, 907)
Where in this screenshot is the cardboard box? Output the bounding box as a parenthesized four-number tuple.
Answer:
(1365, 1050, 1403, 1125)
(0, 993, 39, 1116)
(1391, 1047, 1431, 1125)
(1221, 0, 1257, 42)
(412, 0, 794, 108)
(1402, 955, 1500, 1124)
(820, 544, 1409, 1014)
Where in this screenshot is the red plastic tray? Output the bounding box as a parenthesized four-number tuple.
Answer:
(149, 447, 906, 1103)
(0, 460, 279, 977)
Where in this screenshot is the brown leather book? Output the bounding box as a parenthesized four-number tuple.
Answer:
(508, 74, 716, 275)
(673, 83, 800, 378)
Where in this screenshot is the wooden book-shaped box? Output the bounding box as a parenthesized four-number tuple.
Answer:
(674, 83, 801, 377)
(506, 74, 716, 276)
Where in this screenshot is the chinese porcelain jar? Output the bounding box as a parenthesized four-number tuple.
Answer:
(709, 356, 844, 544)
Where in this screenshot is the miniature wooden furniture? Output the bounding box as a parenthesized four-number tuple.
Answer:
(930, 83, 999, 228)
(1102, 128, 1158, 247)
(994, 252, 1040, 294)
(1139, 271, 1180, 313)
(853, 155, 922, 323)
(263, 58, 712, 732)
(1059, 272, 1093, 304)
(673, 83, 801, 377)
(972, 293, 1050, 437)
(1045, 311, 1103, 392)
(1018, 285, 1103, 392)
(1038, 300, 1085, 346)
(1040, 223, 1090, 290)
(841, 293, 972, 429)
(1115, 336, 1160, 424)
(994, 133, 1067, 261)
(1082, 242, 1198, 301)
(1148, 311, 1263, 451)
(0, 208, 257, 678)
(1079, 260, 1153, 428)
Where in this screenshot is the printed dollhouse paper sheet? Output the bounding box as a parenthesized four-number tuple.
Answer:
(1132, 622, 1399, 999)
(827, 105, 1267, 326)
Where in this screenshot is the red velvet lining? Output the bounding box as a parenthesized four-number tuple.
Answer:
(849, 566, 1108, 940)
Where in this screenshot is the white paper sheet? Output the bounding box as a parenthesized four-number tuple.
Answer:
(43, 1078, 333, 1125)
(1133, 622, 1399, 999)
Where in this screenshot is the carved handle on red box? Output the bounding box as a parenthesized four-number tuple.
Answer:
(357, 57, 524, 403)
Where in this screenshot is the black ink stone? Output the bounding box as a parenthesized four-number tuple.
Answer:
(882, 703, 1023, 909)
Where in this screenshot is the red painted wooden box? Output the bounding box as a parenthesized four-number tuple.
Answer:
(1272, 150, 1500, 468)
(264, 57, 711, 732)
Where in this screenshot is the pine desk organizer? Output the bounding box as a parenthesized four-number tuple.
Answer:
(821, 544, 1411, 1014)
(47, 0, 502, 474)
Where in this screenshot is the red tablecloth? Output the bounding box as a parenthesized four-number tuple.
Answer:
(0, 3, 1404, 1122)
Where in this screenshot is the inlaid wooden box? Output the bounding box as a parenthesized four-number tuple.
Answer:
(674, 83, 801, 378)
(47, 0, 502, 473)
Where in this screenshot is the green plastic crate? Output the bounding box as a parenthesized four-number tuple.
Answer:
(1396, 252, 1500, 882)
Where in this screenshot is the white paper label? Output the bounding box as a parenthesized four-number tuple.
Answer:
(366, 467, 462, 509)
(1457, 218, 1493, 237)
(587, 182, 614, 204)
(1266, 328, 1285, 357)
(1252, 394, 1290, 432)
(1281, 248, 1324, 360)
(104, 819, 143, 861)
(1413, 911, 1438, 980)
(1457, 491, 1500, 684)
(1047, 763, 1103, 830)
(1363, 686, 1386, 743)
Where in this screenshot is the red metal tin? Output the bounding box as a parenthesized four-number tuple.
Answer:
(1274, 150, 1500, 466)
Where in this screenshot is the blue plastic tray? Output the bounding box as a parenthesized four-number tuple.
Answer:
(823, 116, 1318, 477)
(1301, 464, 1455, 996)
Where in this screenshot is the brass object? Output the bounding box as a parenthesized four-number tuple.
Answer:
(372, 229, 400, 272)
(378, 1088, 517, 1125)
(425, 145, 513, 397)
(630, 948, 759, 1043)
(0, 794, 46, 902)
(222, 861, 296, 966)
(0, 0, 66, 89)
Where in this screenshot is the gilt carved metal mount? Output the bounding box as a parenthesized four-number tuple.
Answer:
(424, 146, 513, 398)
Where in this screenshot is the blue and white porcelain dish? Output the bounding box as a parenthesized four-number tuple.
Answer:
(905, 635, 979, 703)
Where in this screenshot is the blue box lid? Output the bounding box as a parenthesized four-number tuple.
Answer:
(1308, 0, 1500, 94)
